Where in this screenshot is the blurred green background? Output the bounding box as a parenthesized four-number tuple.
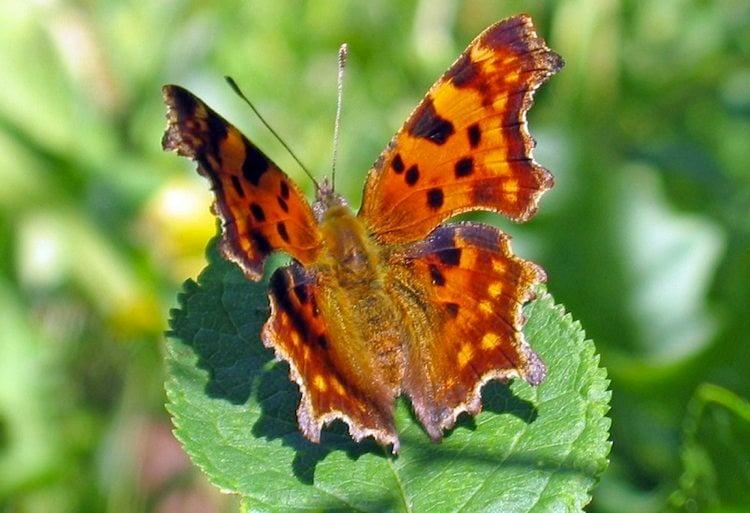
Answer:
(1, 0, 748, 512)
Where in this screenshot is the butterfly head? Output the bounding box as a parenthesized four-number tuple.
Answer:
(313, 177, 349, 222)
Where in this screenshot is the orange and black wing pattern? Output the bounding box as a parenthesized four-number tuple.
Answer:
(359, 15, 563, 244)
(163, 85, 321, 279)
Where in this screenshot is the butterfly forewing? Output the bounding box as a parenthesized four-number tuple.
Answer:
(162, 85, 321, 279)
(359, 15, 563, 244)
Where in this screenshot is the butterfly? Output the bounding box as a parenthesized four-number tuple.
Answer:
(162, 14, 563, 453)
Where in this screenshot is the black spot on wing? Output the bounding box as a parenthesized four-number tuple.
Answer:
(280, 180, 290, 200)
(444, 302, 460, 318)
(269, 268, 310, 341)
(467, 123, 481, 148)
(249, 203, 265, 222)
(205, 114, 229, 164)
(454, 157, 474, 178)
(269, 268, 291, 300)
(277, 221, 290, 243)
(241, 140, 269, 186)
(426, 188, 444, 210)
(405, 165, 420, 186)
(437, 247, 462, 266)
(391, 154, 405, 174)
(277, 196, 289, 213)
(428, 264, 446, 286)
(408, 98, 455, 145)
(194, 113, 227, 169)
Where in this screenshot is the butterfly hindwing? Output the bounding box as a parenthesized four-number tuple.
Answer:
(359, 15, 563, 243)
(264, 263, 400, 449)
(387, 222, 546, 440)
(162, 85, 321, 279)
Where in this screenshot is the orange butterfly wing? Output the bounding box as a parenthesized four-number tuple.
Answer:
(359, 14, 563, 243)
(162, 85, 320, 279)
(363, 15, 562, 441)
(263, 263, 400, 449)
(387, 223, 546, 440)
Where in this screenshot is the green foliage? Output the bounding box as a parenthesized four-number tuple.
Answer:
(1, 0, 749, 511)
(166, 243, 610, 512)
(668, 385, 750, 512)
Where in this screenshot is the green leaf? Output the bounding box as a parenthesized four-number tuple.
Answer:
(166, 242, 611, 512)
(668, 384, 750, 512)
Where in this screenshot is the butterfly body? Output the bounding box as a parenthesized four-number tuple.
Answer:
(318, 201, 381, 287)
(163, 14, 563, 452)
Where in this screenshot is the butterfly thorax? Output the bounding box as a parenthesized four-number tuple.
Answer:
(317, 202, 382, 290)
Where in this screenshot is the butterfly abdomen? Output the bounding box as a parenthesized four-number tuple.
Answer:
(315, 203, 409, 382)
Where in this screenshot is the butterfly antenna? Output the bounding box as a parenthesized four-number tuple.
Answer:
(331, 43, 348, 193)
(225, 76, 319, 191)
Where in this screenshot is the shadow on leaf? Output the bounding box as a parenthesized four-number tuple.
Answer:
(252, 362, 389, 483)
(168, 240, 570, 489)
(168, 241, 271, 405)
(432, 380, 539, 438)
(168, 241, 392, 482)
